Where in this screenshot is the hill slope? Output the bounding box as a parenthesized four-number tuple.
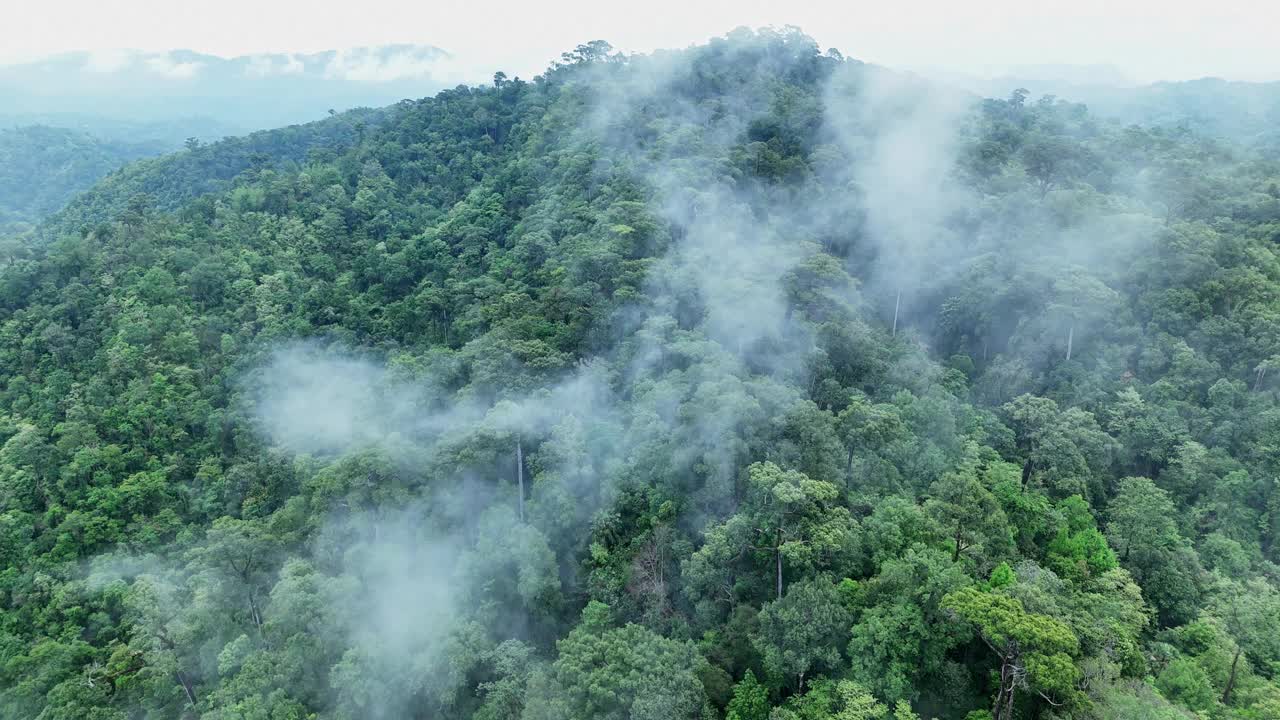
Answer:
(945, 69, 1280, 147)
(2, 29, 1280, 720)
(0, 125, 167, 235)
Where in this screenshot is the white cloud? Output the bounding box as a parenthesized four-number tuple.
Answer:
(323, 47, 443, 83)
(245, 53, 304, 76)
(82, 49, 135, 73)
(143, 54, 203, 79)
(7, 0, 1280, 83)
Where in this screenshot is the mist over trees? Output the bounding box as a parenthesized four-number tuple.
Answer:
(3, 27, 1280, 720)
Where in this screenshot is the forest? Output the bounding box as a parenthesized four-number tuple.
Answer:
(3, 28, 1280, 720)
(0, 126, 168, 236)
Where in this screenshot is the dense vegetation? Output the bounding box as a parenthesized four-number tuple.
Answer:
(3, 29, 1280, 720)
(0, 126, 167, 235)
(1075, 78, 1280, 149)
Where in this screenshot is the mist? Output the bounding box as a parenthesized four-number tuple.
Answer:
(12, 19, 1273, 720)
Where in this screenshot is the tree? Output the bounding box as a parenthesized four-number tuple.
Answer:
(686, 462, 854, 610)
(1002, 395, 1111, 500)
(893, 700, 922, 720)
(847, 547, 972, 702)
(725, 670, 770, 720)
(1209, 578, 1280, 705)
(1045, 495, 1118, 583)
(1154, 657, 1216, 714)
(475, 640, 541, 720)
(924, 445, 1013, 565)
(186, 516, 279, 635)
(122, 573, 207, 715)
(558, 40, 615, 66)
(751, 577, 852, 690)
(457, 505, 562, 622)
(835, 394, 906, 488)
(522, 602, 710, 720)
(942, 587, 1080, 720)
(1107, 478, 1179, 561)
(773, 679, 887, 720)
(1106, 477, 1205, 625)
(1020, 133, 1079, 198)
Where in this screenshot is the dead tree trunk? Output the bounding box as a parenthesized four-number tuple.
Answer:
(892, 289, 902, 337)
(993, 654, 1018, 720)
(175, 670, 198, 708)
(516, 439, 525, 522)
(248, 591, 263, 634)
(774, 527, 784, 600)
(1223, 648, 1242, 705)
(159, 631, 198, 709)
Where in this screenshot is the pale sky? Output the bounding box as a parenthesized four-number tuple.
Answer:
(4, 0, 1279, 84)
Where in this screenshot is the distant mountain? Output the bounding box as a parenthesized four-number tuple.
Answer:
(0, 113, 244, 146)
(0, 125, 167, 235)
(1080, 78, 1280, 146)
(0, 45, 456, 131)
(0, 46, 454, 237)
(1001, 63, 1135, 88)
(36, 104, 389, 237)
(930, 66, 1280, 147)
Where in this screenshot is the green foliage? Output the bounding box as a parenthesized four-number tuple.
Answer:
(2, 26, 1280, 720)
(725, 670, 770, 720)
(847, 548, 972, 703)
(943, 586, 1081, 715)
(1046, 495, 1118, 582)
(0, 125, 168, 235)
(752, 577, 852, 689)
(774, 679, 887, 720)
(522, 602, 710, 720)
(1156, 657, 1218, 713)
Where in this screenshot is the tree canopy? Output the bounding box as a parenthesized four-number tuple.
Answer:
(3, 27, 1280, 720)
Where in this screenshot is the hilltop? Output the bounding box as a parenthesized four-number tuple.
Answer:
(2, 29, 1280, 720)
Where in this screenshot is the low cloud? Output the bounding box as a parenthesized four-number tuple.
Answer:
(144, 54, 203, 79)
(323, 47, 447, 83)
(244, 53, 305, 77)
(82, 49, 136, 73)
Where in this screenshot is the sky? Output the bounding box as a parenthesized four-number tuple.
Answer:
(4, 0, 1280, 84)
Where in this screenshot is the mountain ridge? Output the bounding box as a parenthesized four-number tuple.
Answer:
(0, 43, 456, 130)
(2, 29, 1280, 720)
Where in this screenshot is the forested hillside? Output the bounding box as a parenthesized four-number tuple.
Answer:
(942, 74, 1280, 150)
(3, 29, 1280, 720)
(1, 105, 384, 252)
(0, 126, 167, 236)
(1066, 78, 1280, 148)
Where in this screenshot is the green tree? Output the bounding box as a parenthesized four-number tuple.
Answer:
(847, 547, 972, 702)
(522, 602, 710, 720)
(686, 462, 854, 612)
(1209, 578, 1280, 705)
(751, 576, 852, 690)
(942, 587, 1080, 720)
(725, 669, 770, 720)
(1106, 477, 1205, 625)
(924, 445, 1013, 565)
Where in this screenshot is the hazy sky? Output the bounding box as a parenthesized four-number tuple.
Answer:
(5, 0, 1279, 83)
